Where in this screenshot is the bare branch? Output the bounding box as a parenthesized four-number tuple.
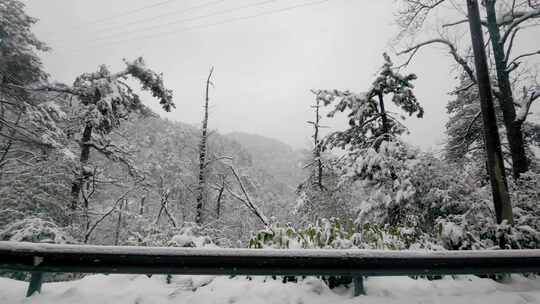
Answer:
(398, 38, 476, 83)
(508, 49, 540, 68)
(228, 165, 268, 226)
(203, 156, 232, 169)
(442, 19, 471, 27)
(84, 187, 136, 243)
(504, 26, 521, 63)
(501, 7, 540, 44)
(397, 0, 448, 34)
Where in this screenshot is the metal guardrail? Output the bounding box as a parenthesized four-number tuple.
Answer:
(1, 242, 540, 297)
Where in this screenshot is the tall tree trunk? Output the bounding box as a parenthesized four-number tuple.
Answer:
(139, 195, 145, 215)
(195, 67, 214, 224)
(70, 123, 92, 210)
(310, 98, 324, 189)
(114, 199, 124, 246)
(375, 92, 390, 153)
(485, 0, 529, 179)
(0, 103, 4, 134)
(215, 179, 225, 219)
(377, 92, 389, 137)
(0, 112, 21, 177)
(467, 0, 513, 227)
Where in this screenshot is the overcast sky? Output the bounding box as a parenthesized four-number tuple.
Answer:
(23, 0, 538, 151)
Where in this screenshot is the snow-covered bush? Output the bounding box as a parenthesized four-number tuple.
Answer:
(314, 142, 540, 251)
(346, 140, 419, 228)
(168, 223, 214, 248)
(0, 217, 77, 281)
(249, 218, 355, 249)
(126, 221, 217, 285)
(435, 171, 540, 250)
(249, 218, 440, 288)
(0, 217, 75, 244)
(249, 219, 357, 287)
(127, 221, 215, 248)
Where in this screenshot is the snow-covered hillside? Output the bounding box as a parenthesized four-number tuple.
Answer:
(2, 274, 540, 304)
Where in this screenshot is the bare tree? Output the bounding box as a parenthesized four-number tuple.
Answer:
(83, 187, 135, 243)
(307, 91, 327, 189)
(215, 175, 226, 219)
(195, 67, 214, 224)
(396, 0, 540, 178)
(218, 166, 269, 227)
(155, 188, 178, 228)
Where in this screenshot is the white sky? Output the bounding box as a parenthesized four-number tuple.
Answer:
(23, 0, 536, 151)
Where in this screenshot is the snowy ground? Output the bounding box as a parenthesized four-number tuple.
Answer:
(1, 274, 540, 304)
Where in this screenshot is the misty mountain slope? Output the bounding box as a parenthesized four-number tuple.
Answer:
(122, 118, 298, 219)
(65, 116, 304, 245)
(226, 132, 305, 190)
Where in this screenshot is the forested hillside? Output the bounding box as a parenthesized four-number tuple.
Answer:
(0, 113, 302, 246)
(226, 132, 305, 191)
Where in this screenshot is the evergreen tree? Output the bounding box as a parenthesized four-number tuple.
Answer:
(314, 53, 424, 228)
(316, 53, 423, 153)
(41, 58, 174, 211)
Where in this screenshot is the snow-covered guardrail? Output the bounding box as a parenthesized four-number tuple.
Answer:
(1, 242, 540, 297)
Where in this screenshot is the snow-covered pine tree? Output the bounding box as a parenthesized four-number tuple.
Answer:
(316, 53, 423, 153)
(41, 58, 174, 212)
(0, 0, 76, 227)
(0, 0, 62, 154)
(0, 0, 48, 88)
(314, 53, 424, 229)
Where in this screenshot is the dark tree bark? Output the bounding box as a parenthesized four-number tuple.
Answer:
(0, 111, 21, 176)
(485, 0, 529, 179)
(377, 92, 389, 137)
(467, 0, 513, 226)
(308, 96, 324, 189)
(114, 200, 125, 246)
(70, 123, 93, 210)
(139, 195, 146, 215)
(215, 179, 225, 219)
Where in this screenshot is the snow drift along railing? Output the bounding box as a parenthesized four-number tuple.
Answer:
(1, 242, 540, 298)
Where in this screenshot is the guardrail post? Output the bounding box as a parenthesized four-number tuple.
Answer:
(26, 272, 44, 297)
(353, 276, 365, 296)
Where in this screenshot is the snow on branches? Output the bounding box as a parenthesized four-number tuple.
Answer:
(0, 0, 49, 85)
(315, 53, 423, 152)
(69, 57, 174, 134)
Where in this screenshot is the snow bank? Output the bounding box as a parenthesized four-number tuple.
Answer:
(1, 274, 540, 304)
